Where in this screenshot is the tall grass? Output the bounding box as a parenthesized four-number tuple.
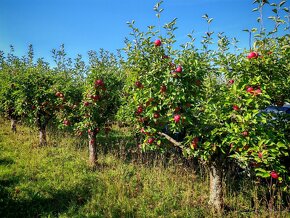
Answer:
(0, 118, 289, 217)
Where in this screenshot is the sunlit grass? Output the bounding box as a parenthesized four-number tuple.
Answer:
(0, 118, 289, 217)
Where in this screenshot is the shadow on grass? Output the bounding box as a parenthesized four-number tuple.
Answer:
(0, 157, 14, 166)
(0, 175, 95, 218)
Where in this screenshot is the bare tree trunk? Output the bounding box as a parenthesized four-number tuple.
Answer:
(39, 127, 47, 146)
(36, 112, 48, 146)
(208, 159, 224, 214)
(8, 109, 17, 133)
(10, 118, 17, 133)
(88, 132, 97, 168)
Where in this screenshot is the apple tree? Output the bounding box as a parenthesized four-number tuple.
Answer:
(74, 50, 123, 167)
(121, 0, 290, 213)
(13, 53, 62, 145)
(0, 47, 25, 132)
(189, 8, 290, 210)
(195, 45, 290, 211)
(120, 18, 207, 149)
(51, 45, 86, 132)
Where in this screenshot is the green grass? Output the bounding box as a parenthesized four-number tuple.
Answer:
(0, 118, 289, 217)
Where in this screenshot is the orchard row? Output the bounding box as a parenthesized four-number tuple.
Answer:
(1, 0, 289, 212)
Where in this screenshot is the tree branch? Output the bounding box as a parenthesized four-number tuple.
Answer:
(157, 132, 182, 147)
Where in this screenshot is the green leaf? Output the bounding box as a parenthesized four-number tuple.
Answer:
(268, 16, 276, 21)
(277, 142, 287, 149)
(251, 28, 258, 32)
(255, 168, 270, 178)
(279, 1, 286, 7)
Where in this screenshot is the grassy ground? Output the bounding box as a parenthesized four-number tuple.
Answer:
(0, 118, 289, 218)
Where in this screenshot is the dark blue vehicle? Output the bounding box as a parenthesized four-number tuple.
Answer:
(262, 104, 290, 114)
(260, 104, 290, 124)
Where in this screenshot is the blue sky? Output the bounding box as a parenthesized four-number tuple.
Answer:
(0, 0, 288, 64)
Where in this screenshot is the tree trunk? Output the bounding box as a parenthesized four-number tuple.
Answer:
(208, 159, 224, 214)
(8, 108, 17, 133)
(88, 132, 97, 168)
(10, 118, 17, 133)
(36, 112, 48, 146)
(39, 127, 47, 146)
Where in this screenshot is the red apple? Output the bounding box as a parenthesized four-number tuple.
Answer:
(175, 65, 182, 73)
(229, 79, 234, 84)
(160, 85, 167, 93)
(59, 93, 64, 98)
(147, 137, 155, 144)
(242, 131, 249, 137)
(153, 113, 160, 119)
(258, 152, 263, 159)
(270, 171, 279, 179)
(63, 120, 70, 126)
(246, 87, 254, 93)
(83, 101, 90, 107)
(254, 89, 262, 96)
(174, 114, 181, 123)
(95, 79, 104, 87)
(233, 105, 239, 111)
(162, 55, 169, 59)
(91, 95, 101, 101)
(191, 137, 199, 149)
(95, 128, 100, 134)
(247, 51, 259, 59)
(137, 106, 143, 114)
(135, 81, 142, 88)
(154, 39, 161, 47)
(140, 127, 146, 134)
(55, 91, 61, 97)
